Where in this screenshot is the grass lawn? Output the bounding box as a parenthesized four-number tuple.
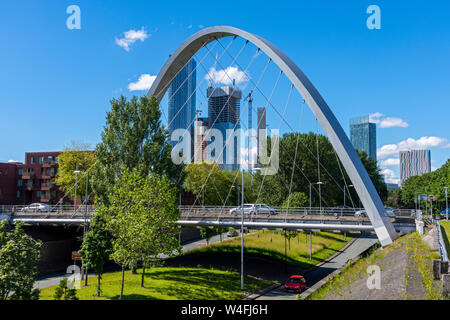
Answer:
(39, 267, 275, 300)
(186, 230, 354, 269)
(440, 221, 450, 254)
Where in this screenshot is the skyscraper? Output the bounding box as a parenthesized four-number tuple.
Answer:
(399, 149, 431, 185)
(168, 59, 196, 157)
(349, 115, 377, 160)
(207, 85, 242, 171)
(256, 107, 266, 166)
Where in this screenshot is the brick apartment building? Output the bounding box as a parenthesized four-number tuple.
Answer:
(0, 152, 65, 205)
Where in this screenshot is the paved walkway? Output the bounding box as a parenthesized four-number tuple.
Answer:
(255, 234, 379, 300)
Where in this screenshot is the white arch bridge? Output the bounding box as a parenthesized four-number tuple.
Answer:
(146, 26, 398, 246)
(3, 26, 405, 245)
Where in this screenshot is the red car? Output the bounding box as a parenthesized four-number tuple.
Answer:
(284, 275, 306, 293)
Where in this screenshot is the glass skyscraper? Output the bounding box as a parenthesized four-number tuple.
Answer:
(207, 85, 242, 171)
(399, 149, 431, 185)
(168, 59, 197, 156)
(349, 115, 377, 160)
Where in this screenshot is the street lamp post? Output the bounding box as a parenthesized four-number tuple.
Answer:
(74, 164, 81, 212)
(344, 184, 354, 207)
(309, 182, 323, 215)
(241, 167, 244, 291)
(445, 187, 448, 221)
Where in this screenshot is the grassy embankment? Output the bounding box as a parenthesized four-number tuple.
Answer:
(440, 221, 450, 254)
(39, 267, 274, 300)
(307, 232, 444, 300)
(185, 230, 354, 269)
(39, 230, 353, 300)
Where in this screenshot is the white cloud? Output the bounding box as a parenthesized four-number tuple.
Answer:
(381, 168, 400, 184)
(128, 74, 156, 91)
(380, 158, 400, 167)
(115, 27, 149, 51)
(369, 113, 408, 128)
(377, 136, 450, 159)
(198, 24, 205, 28)
(205, 66, 249, 86)
(187, 24, 193, 29)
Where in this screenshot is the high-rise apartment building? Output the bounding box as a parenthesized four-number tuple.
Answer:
(168, 59, 196, 157)
(349, 115, 377, 160)
(194, 117, 208, 163)
(207, 86, 242, 171)
(399, 149, 431, 185)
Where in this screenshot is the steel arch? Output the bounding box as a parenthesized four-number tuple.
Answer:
(147, 26, 397, 246)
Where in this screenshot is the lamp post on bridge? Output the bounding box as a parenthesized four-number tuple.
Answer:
(74, 164, 81, 212)
(344, 184, 354, 207)
(309, 181, 323, 215)
(445, 187, 448, 221)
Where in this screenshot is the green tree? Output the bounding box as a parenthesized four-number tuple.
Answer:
(401, 158, 450, 210)
(53, 278, 78, 300)
(184, 161, 233, 205)
(103, 168, 181, 298)
(281, 230, 298, 250)
(282, 192, 309, 208)
(253, 132, 388, 208)
(92, 95, 183, 204)
(55, 141, 96, 201)
(78, 212, 113, 296)
(200, 227, 216, 245)
(0, 221, 41, 300)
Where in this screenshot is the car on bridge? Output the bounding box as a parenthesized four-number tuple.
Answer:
(355, 206, 399, 218)
(330, 205, 356, 217)
(440, 209, 449, 219)
(284, 275, 306, 293)
(229, 204, 278, 215)
(20, 203, 55, 213)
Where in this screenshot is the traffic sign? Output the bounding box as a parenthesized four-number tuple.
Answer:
(72, 251, 82, 260)
(418, 194, 427, 201)
(429, 195, 434, 201)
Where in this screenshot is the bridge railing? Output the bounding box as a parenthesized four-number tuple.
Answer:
(1, 205, 96, 216)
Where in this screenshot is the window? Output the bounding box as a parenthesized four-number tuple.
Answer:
(38, 156, 44, 164)
(17, 190, 21, 198)
(30, 156, 35, 164)
(17, 179, 22, 187)
(18, 168, 23, 175)
(36, 191, 42, 198)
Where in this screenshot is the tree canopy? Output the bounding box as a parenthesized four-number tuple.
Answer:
(92, 95, 183, 204)
(0, 221, 41, 300)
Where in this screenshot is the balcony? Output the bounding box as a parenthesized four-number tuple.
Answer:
(22, 171, 35, 179)
(42, 159, 58, 167)
(41, 171, 55, 179)
(40, 197, 50, 203)
(24, 182, 33, 190)
(41, 182, 54, 190)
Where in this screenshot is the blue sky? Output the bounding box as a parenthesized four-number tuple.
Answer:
(1, 1, 449, 184)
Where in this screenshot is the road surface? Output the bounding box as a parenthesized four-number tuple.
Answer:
(255, 233, 379, 300)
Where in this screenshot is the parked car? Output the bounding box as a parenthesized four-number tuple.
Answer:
(227, 229, 238, 237)
(354, 209, 366, 217)
(440, 209, 449, 219)
(330, 205, 355, 216)
(229, 204, 278, 215)
(284, 275, 306, 293)
(384, 206, 399, 217)
(20, 203, 54, 213)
